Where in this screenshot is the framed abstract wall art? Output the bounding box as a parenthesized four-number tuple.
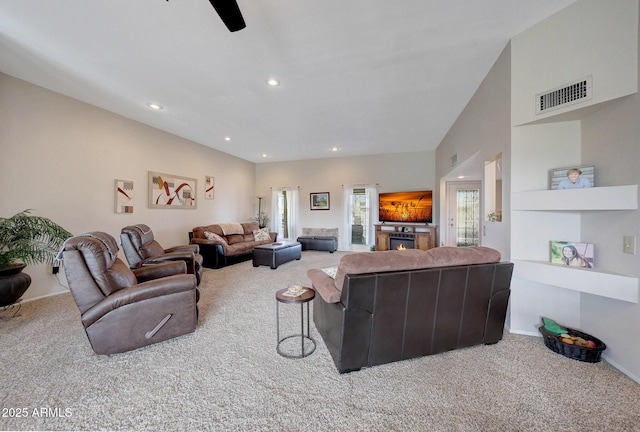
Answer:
(114, 179, 134, 213)
(148, 171, 197, 209)
(205, 176, 215, 200)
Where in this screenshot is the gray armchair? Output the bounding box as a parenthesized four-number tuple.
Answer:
(63, 231, 199, 355)
(120, 224, 203, 285)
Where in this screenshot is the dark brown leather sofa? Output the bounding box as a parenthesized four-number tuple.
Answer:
(190, 222, 277, 268)
(307, 247, 513, 373)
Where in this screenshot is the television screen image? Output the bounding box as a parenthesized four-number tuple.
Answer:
(379, 191, 433, 223)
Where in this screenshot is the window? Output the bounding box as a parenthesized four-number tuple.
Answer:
(342, 184, 377, 250)
(455, 188, 480, 246)
(271, 188, 298, 241)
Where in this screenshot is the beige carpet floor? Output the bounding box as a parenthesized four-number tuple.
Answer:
(1, 251, 639, 432)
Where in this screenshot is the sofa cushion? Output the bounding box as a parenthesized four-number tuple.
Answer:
(140, 240, 165, 259)
(302, 227, 338, 238)
(192, 225, 224, 239)
(322, 266, 338, 278)
(226, 234, 245, 245)
(203, 231, 227, 244)
(242, 222, 260, 234)
(225, 242, 258, 256)
(218, 223, 244, 235)
(253, 227, 271, 241)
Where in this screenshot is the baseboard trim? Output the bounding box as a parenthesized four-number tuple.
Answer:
(505, 326, 540, 337)
(506, 326, 640, 384)
(20, 289, 69, 304)
(601, 354, 640, 384)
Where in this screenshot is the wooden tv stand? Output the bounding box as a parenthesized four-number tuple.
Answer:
(374, 223, 438, 251)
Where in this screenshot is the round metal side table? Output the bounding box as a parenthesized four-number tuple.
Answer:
(275, 287, 316, 358)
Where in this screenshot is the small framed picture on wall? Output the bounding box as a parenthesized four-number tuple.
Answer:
(115, 179, 134, 213)
(310, 192, 330, 210)
(205, 176, 214, 200)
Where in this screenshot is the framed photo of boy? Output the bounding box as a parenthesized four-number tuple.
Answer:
(549, 165, 594, 190)
(310, 192, 330, 210)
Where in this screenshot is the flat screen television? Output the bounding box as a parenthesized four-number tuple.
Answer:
(378, 190, 433, 224)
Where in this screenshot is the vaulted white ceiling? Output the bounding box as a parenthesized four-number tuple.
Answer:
(0, 0, 575, 163)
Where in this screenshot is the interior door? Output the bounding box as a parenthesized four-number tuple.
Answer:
(446, 181, 481, 247)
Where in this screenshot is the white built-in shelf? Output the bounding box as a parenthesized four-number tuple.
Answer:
(512, 259, 639, 303)
(512, 185, 638, 211)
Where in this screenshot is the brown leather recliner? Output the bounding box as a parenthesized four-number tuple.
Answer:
(120, 224, 203, 285)
(63, 231, 199, 355)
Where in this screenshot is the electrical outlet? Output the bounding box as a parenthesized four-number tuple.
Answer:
(51, 259, 61, 274)
(623, 235, 636, 255)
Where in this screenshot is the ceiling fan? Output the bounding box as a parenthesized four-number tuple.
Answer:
(208, 0, 246, 32)
(165, 0, 245, 32)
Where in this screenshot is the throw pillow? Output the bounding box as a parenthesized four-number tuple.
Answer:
(321, 266, 338, 279)
(253, 227, 271, 241)
(204, 231, 227, 243)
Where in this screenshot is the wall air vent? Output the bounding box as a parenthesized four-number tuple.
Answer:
(536, 75, 592, 115)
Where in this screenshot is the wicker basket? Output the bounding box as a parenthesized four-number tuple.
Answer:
(538, 325, 606, 363)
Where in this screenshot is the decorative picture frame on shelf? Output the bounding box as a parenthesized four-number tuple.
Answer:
(205, 176, 215, 200)
(114, 179, 134, 214)
(148, 171, 197, 209)
(550, 240, 594, 268)
(310, 192, 330, 210)
(549, 165, 595, 190)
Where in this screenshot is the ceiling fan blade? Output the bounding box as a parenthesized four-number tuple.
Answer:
(208, 0, 246, 32)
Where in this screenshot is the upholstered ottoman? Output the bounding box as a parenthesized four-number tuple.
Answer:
(297, 236, 337, 253)
(297, 227, 338, 253)
(252, 241, 302, 269)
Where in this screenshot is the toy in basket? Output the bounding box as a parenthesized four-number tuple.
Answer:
(538, 317, 606, 363)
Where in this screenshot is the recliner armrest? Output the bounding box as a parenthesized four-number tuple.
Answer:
(164, 244, 199, 254)
(141, 251, 196, 273)
(133, 261, 187, 282)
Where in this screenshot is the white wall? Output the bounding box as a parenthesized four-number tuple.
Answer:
(509, 0, 640, 382)
(511, 0, 638, 126)
(435, 43, 511, 258)
(580, 68, 640, 381)
(435, 0, 640, 382)
(0, 73, 256, 301)
(255, 151, 436, 247)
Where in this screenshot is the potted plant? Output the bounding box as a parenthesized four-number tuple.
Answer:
(254, 212, 270, 229)
(253, 196, 270, 228)
(0, 209, 72, 306)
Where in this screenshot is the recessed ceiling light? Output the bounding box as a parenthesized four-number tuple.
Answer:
(266, 78, 280, 87)
(457, 175, 465, 179)
(224, 136, 231, 141)
(146, 102, 164, 111)
(261, 153, 268, 158)
(331, 146, 340, 152)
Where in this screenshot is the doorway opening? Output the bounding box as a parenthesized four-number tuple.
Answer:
(446, 181, 481, 247)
